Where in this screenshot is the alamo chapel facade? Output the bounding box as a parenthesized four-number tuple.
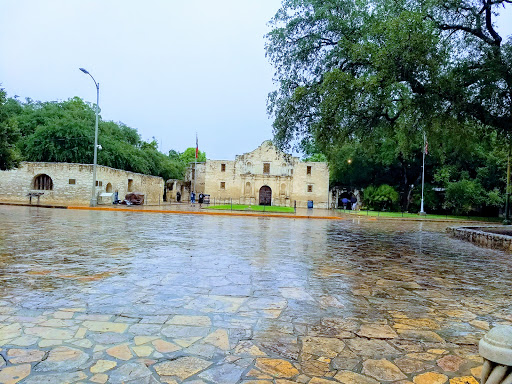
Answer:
(168, 141, 330, 209)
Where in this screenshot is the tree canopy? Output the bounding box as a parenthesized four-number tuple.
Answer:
(0, 91, 203, 181)
(267, 0, 511, 151)
(266, 0, 511, 213)
(0, 88, 21, 170)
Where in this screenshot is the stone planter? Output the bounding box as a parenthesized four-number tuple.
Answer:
(447, 226, 512, 252)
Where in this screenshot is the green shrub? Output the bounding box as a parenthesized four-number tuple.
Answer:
(444, 179, 485, 214)
(363, 184, 399, 210)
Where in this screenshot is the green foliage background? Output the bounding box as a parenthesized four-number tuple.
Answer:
(266, 0, 511, 215)
(0, 88, 201, 181)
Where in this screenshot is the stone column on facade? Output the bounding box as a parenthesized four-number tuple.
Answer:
(479, 325, 512, 383)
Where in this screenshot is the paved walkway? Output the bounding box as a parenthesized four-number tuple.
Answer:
(0, 206, 505, 383)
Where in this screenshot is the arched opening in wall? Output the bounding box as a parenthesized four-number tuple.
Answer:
(280, 183, 286, 196)
(246, 162, 252, 173)
(245, 182, 251, 196)
(106, 183, 112, 193)
(259, 186, 272, 205)
(128, 179, 134, 192)
(33, 174, 53, 190)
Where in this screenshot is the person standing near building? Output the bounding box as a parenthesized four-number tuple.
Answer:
(198, 193, 204, 208)
(191, 191, 196, 204)
(176, 191, 181, 203)
(351, 194, 357, 210)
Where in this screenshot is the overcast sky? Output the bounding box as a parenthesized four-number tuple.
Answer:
(1, 1, 511, 160)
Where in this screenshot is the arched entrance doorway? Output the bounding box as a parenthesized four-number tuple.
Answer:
(259, 186, 272, 206)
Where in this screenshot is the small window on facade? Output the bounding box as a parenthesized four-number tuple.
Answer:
(128, 179, 134, 192)
(291, 169, 293, 175)
(69, 179, 76, 185)
(307, 166, 312, 175)
(95, 181, 103, 187)
(263, 163, 270, 174)
(308, 185, 313, 193)
(221, 163, 226, 172)
(220, 182, 226, 189)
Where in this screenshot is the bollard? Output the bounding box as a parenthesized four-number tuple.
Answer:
(479, 326, 512, 384)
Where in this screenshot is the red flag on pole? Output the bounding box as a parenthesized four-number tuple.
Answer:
(195, 134, 198, 159)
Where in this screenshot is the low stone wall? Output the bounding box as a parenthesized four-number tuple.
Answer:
(447, 226, 512, 252)
(0, 162, 164, 206)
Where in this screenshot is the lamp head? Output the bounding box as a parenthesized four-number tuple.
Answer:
(79, 68, 89, 74)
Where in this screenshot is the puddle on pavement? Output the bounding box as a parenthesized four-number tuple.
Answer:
(0, 205, 508, 383)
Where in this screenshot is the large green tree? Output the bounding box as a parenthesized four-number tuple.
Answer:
(5, 94, 186, 180)
(266, 0, 511, 211)
(0, 88, 21, 170)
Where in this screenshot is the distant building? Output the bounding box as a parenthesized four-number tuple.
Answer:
(170, 141, 329, 208)
(0, 162, 164, 206)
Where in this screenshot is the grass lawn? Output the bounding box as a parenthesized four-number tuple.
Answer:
(339, 209, 501, 222)
(207, 204, 295, 213)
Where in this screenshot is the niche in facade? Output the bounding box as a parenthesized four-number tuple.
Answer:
(128, 179, 134, 192)
(106, 183, 112, 193)
(33, 174, 53, 190)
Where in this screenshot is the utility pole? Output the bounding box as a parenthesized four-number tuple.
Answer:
(79, 68, 100, 207)
(419, 132, 427, 216)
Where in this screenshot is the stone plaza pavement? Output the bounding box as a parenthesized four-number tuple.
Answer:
(0, 206, 509, 383)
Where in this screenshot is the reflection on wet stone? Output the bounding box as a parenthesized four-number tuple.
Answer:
(0, 206, 506, 382)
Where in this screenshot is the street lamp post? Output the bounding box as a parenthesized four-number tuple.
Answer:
(79, 68, 100, 207)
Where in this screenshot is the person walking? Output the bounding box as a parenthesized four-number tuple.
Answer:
(351, 194, 357, 210)
(176, 191, 181, 203)
(191, 191, 196, 204)
(342, 197, 349, 210)
(198, 193, 204, 208)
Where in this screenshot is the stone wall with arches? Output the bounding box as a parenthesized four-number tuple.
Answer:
(0, 162, 164, 206)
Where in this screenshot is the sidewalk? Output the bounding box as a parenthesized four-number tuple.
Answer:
(0, 200, 497, 223)
(67, 203, 343, 220)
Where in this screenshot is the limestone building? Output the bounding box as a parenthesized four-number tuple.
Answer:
(179, 141, 329, 208)
(0, 162, 164, 206)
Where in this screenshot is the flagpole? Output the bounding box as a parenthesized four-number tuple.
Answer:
(194, 133, 197, 200)
(420, 132, 426, 215)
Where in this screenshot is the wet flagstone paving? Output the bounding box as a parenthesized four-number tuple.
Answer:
(0, 206, 510, 383)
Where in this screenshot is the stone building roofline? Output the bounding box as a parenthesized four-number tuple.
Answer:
(19, 161, 163, 181)
(232, 140, 298, 162)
